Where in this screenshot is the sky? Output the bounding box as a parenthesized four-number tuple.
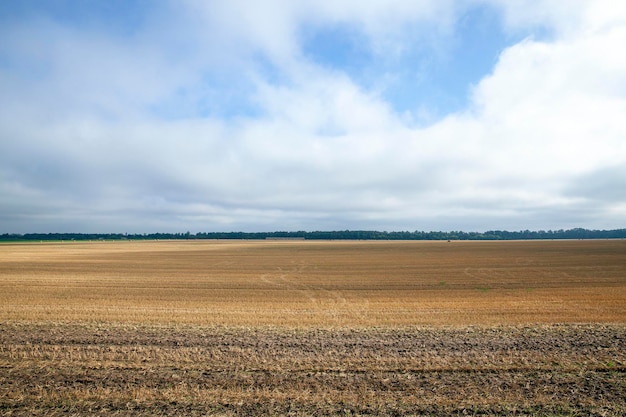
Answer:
(1, 0, 625, 233)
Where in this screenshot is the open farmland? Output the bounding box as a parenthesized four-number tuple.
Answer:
(1, 240, 625, 415)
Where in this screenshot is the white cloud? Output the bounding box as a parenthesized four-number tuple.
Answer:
(1, 0, 626, 232)
(471, 25, 626, 174)
(483, 0, 588, 36)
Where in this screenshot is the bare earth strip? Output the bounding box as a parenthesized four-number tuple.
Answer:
(1, 323, 624, 416)
(1, 240, 625, 415)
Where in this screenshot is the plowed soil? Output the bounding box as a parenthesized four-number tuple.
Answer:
(1, 323, 625, 416)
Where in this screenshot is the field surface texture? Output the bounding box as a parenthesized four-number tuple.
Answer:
(1, 240, 625, 415)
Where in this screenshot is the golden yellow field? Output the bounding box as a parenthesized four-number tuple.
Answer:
(1, 240, 625, 415)
(1, 239, 625, 326)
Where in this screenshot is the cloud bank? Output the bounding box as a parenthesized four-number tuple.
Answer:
(1, 0, 625, 233)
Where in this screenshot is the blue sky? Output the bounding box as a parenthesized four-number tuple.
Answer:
(1, 0, 625, 233)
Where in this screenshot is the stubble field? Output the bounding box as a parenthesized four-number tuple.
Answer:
(1, 240, 625, 415)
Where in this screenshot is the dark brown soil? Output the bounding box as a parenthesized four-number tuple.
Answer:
(1, 323, 624, 416)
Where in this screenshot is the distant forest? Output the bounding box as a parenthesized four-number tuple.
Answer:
(1, 228, 626, 241)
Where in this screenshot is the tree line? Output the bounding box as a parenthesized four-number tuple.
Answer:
(1, 228, 626, 242)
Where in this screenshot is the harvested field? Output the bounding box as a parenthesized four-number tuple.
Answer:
(1, 240, 625, 326)
(1, 240, 625, 415)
